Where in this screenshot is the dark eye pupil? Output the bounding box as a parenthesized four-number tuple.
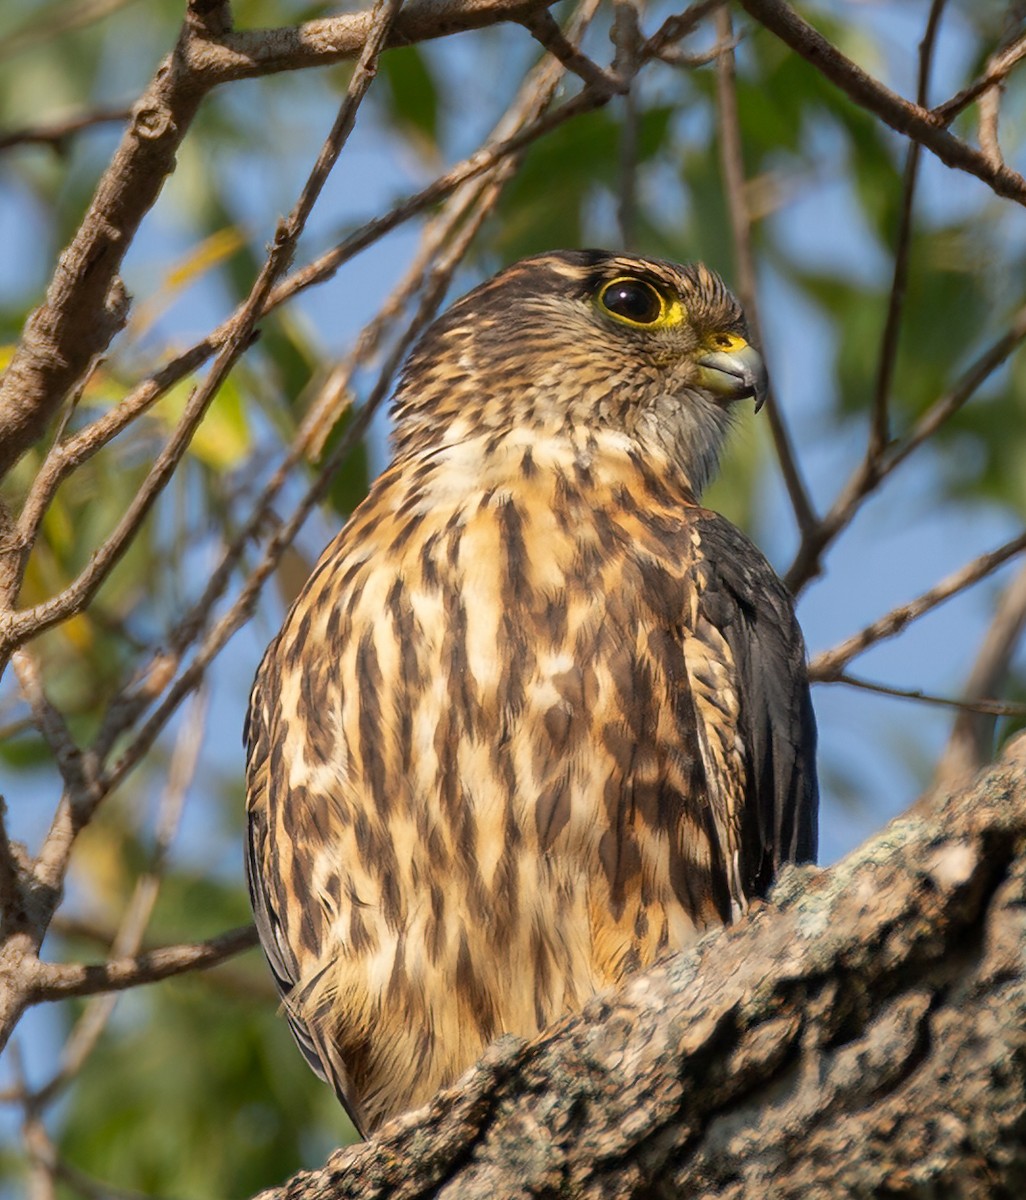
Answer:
(601, 280, 662, 324)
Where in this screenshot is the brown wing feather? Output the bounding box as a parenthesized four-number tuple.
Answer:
(244, 658, 368, 1135)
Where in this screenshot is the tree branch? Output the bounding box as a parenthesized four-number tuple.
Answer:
(933, 557, 1026, 791)
(0, 0, 559, 484)
(185, 0, 560, 84)
(713, 4, 817, 540)
(0, 0, 402, 665)
(0, 106, 131, 154)
(821, 671, 1026, 718)
(29, 925, 258, 1003)
(738, 0, 1026, 205)
(245, 746, 1026, 1198)
(867, 0, 947, 461)
(808, 529, 1026, 682)
(786, 299, 1026, 592)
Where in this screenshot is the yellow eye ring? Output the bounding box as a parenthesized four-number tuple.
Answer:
(598, 277, 666, 327)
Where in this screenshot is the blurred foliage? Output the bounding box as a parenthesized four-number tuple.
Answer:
(2, 0, 1026, 1196)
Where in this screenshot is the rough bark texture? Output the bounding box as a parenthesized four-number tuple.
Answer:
(251, 737, 1026, 1200)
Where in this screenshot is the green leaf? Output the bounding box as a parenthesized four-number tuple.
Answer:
(377, 45, 440, 155)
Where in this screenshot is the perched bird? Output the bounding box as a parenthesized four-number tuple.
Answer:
(245, 249, 818, 1136)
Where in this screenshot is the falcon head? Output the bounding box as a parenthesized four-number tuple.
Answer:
(391, 249, 766, 497)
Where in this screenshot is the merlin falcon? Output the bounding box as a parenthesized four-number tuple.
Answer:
(245, 249, 818, 1135)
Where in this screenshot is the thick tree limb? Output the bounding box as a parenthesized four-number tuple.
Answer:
(250, 743, 1026, 1199)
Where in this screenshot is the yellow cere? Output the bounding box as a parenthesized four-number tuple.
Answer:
(704, 331, 749, 353)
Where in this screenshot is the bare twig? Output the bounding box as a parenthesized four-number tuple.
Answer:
(808, 530, 1026, 682)
(22, 1099, 57, 1200)
(867, 0, 947, 461)
(184, 0, 560, 83)
(738, 0, 1026, 203)
(10, 652, 84, 786)
(519, 7, 620, 90)
(641, 0, 722, 62)
(29, 692, 208, 1108)
(46, 912, 277, 1003)
(822, 672, 1026, 718)
(933, 558, 1026, 791)
(0, 106, 132, 154)
(933, 25, 1026, 127)
(267, 84, 620, 311)
(612, 0, 643, 247)
(0, 0, 561, 483)
(0, 795, 25, 930)
(978, 5, 1026, 170)
(30, 925, 259, 1002)
(786, 300, 1026, 591)
(658, 39, 737, 68)
(713, 5, 817, 540)
(0, 0, 403, 667)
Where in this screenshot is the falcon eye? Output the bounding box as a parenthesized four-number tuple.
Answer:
(598, 278, 666, 327)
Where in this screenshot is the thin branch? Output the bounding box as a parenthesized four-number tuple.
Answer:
(821, 671, 1026, 717)
(265, 82, 619, 311)
(100, 172, 526, 798)
(29, 692, 207, 1108)
(738, 0, 1026, 203)
(641, 0, 722, 62)
(0, 0, 403, 665)
(657, 39, 737, 68)
(47, 912, 278, 1003)
(713, 4, 818, 539)
(977, 4, 1026, 170)
(519, 7, 620, 90)
(29, 925, 259, 1002)
(0, 106, 132, 154)
(0, 0, 561, 483)
(612, 0, 643, 248)
(808, 530, 1026, 682)
(22, 1102, 57, 1200)
(786, 299, 1026, 591)
(933, 26, 1026, 125)
(184, 0, 560, 83)
(867, 0, 947, 461)
(11, 651, 96, 805)
(0, 795, 25, 931)
(933, 557, 1026, 791)
(82, 0, 602, 769)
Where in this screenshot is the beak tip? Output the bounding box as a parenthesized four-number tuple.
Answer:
(696, 342, 768, 410)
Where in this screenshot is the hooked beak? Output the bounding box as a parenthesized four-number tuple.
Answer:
(696, 338, 768, 413)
